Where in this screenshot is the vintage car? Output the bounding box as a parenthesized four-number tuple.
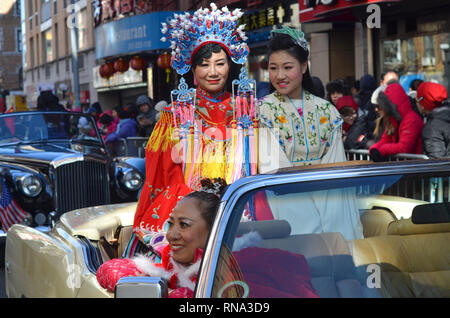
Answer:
(0, 111, 145, 234)
(4, 159, 450, 298)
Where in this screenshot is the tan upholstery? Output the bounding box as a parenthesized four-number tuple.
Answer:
(387, 218, 450, 235)
(259, 232, 378, 297)
(97, 225, 134, 263)
(236, 220, 380, 297)
(349, 220, 450, 297)
(360, 209, 396, 237)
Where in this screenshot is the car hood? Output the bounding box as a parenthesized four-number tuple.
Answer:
(0, 148, 105, 167)
(56, 202, 137, 241)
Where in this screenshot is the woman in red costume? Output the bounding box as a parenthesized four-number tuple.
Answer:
(124, 3, 252, 258)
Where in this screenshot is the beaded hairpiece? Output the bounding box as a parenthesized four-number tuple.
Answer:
(198, 178, 226, 196)
(271, 25, 309, 53)
(160, 2, 249, 75)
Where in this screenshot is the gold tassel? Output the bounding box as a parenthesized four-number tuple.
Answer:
(147, 111, 177, 153)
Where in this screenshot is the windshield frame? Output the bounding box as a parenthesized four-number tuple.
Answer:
(0, 111, 105, 148)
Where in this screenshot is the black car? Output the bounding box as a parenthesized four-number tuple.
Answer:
(0, 111, 145, 233)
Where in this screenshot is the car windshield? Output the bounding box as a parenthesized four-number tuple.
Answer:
(0, 112, 102, 145)
(212, 169, 450, 298)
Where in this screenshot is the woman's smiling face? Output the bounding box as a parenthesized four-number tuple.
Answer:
(193, 49, 230, 94)
(166, 197, 209, 265)
(268, 50, 308, 99)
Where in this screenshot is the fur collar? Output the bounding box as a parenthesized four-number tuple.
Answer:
(132, 246, 203, 291)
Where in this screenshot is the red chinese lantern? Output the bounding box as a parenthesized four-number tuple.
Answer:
(99, 62, 115, 79)
(130, 56, 147, 71)
(157, 52, 172, 83)
(113, 58, 129, 73)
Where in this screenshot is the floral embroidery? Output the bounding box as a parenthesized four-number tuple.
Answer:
(259, 91, 342, 164)
(278, 115, 287, 124)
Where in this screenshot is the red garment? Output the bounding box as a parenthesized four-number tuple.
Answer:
(96, 244, 203, 298)
(232, 247, 320, 298)
(336, 95, 359, 133)
(370, 83, 424, 156)
(417, 82, 448, 111)
(133, 87, 233, 233)
(134, 182, 192, 233)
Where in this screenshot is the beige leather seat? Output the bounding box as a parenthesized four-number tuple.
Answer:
(360, 209, 397, 237)
(349, 219, 450, 297)
(237, 220, 380, 298)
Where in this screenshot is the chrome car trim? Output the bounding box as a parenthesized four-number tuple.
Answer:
(196, 160, 450, 297)
(77, 236, 101, 274)
(50, 154, 85, 169)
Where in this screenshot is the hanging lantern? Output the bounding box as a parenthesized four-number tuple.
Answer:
(157, 52, 171, 83)
(113, 58, 129, 73)
(99, 62, 115, 79)
(130, 56, 147, 71)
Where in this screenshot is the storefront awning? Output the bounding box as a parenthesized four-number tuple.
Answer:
(299, 0, 402, 23)
(94, 11, 182, 60)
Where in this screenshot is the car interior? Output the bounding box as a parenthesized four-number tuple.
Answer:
(80, 172, 450, 298)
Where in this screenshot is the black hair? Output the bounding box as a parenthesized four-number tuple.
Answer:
(182, 178, 227, 230)
(410, 79, 424, 91)
(326, 80, 346, 95)
(311, 76, 325, 98)
(189, 43, 240, 93)
(374, 91, 402, 137)
(267, 32, 317, 96)
(99, 113, 113, 125)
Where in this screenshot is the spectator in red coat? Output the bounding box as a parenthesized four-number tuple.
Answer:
(369, 83, 424, 161)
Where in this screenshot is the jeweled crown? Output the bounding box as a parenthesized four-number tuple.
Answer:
(160, 3, 249, 75)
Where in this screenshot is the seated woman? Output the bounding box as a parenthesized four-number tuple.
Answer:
(96, 178, 227, 297)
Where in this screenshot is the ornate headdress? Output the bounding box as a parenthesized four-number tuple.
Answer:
(161, 2, 249, 75)
(271, 25, 309, 53)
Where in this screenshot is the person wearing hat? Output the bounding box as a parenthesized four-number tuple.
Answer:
(416, 82, 450, 158)
(136, 95, 156, 137)
(335, 95, 374, 150)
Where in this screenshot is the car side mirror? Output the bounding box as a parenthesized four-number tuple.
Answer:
(114, 276, 169, 298)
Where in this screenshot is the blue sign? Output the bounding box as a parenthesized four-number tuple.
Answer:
(399, 74, 425, 92)
(95, 11, 180, 60)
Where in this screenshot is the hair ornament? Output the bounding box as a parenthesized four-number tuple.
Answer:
(271, 25, 309, 53)
(160, 2, 249, 75)
(198, 178, 226, 196)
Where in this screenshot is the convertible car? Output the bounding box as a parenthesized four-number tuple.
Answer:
(0, 111, 145, 233)
(5, 159, 450, 298)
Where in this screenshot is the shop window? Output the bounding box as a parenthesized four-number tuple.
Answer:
(382, 32, 450, 88)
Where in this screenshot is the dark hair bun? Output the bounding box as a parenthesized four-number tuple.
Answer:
(199, 177, 227, 196)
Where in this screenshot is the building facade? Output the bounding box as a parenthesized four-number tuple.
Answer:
(0, 0, 23, 93)
(299, 0, 450, 94)
(23, 0, 96, 109)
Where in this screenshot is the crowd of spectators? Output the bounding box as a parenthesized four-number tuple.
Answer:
(317, 72, 449, 160)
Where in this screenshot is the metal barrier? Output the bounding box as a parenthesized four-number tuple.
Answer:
(346, 149, 450, 203)
(345, 149, 430, 161)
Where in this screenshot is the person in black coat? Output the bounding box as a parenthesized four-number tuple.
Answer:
(335, 95, 374, 150)
(416, 82, 450, 158)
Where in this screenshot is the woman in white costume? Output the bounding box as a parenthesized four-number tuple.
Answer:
(256, 27, 363, 240)
(258, 27, 346, 170)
